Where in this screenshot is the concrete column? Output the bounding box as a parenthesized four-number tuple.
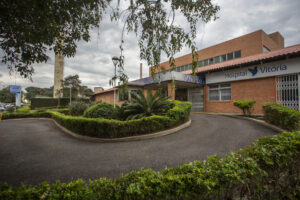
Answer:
(53, 53, 64, 98)
(168, 82, 175, 100)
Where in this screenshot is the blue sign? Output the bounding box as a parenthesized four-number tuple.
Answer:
(10, 85, 21, 94)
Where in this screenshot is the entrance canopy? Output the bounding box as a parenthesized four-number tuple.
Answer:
(128, 71, 205, 89)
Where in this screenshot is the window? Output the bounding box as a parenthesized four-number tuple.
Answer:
(203, 59, 209, 66)
(119, 90, 129, 101)
(214, 56, 220, 63)
(234, 50, 241, 58)
(209, 84, 231, 101)
(198, 60, 203, 67)
(263, 46, 270, 52)
(221, 54, 227, 62)
(209, 58, 214, 65)
(227, 52, 234, 60)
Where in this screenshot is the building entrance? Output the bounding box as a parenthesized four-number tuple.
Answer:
(188, 87, 204, 112)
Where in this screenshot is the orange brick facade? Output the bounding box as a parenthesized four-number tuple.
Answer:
(150, 30, 284, 75)
(94, 90, 123, 106)
(204, 77, 276, 114)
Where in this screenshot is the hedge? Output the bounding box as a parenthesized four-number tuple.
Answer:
(2, 101, 192, 138)
(30, 98, 89, 109)
(0, 131, 299, 199)
(263, 102, 300, 131)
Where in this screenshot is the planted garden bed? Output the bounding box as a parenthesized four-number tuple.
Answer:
(1, 101, 192, 138)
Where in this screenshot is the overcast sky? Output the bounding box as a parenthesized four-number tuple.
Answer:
(1, 0, 300, 91)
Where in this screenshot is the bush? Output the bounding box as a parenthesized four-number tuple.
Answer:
(69, 101, 89, 116)
(0, 131, 299, 199)
(263, 102, 300, 131)
(83, 102, 115, 119)
(6, 106, 15, 113)
(1, 111, 51, 120)
(233, 100, 256, 115)
(30, 98, 89, 109)
(2, 101, 191, 138)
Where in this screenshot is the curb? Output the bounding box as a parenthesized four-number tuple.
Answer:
(3, 117, 192, 142)
(192, 112, 286, 133)
(223, 115, 286, 133)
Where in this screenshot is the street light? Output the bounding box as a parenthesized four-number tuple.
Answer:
(112, 56, 119, 108)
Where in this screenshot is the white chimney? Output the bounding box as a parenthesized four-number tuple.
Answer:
(140, 63, 143, 79)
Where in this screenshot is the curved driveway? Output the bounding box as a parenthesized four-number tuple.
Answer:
(0, 114, 278, 186)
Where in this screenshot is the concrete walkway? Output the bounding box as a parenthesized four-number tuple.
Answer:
(0, 114, 278, 186)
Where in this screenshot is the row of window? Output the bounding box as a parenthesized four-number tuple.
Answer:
(163, 50, 241, 73)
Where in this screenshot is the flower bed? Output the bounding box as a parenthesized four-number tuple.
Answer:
(1, 101, 192, 138)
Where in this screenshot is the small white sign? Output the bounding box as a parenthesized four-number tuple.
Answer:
(206, 57, 300, 84)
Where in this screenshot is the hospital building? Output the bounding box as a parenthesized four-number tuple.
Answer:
(92, 30, 300, 114)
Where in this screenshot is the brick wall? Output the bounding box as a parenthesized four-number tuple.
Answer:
(150, 30, 284, 75)
(204, 77, 276, 114)
(94, 90, 123, 106)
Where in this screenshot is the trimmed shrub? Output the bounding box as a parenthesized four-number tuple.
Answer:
(167, 100, 191, 124)
(2, 101, 191, 138)
(1, 111, 51, 120)
(0, 132, 299, 199)
(30, 98, 89, 109)
(233, 100, 256, 115)
(83, 102, 115, 119)
(263, 102, 300, 131)
(69, 101, 89, 116)
(16, 108, 31, 113)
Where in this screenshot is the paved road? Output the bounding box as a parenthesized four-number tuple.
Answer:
(0, 114, 278, 187)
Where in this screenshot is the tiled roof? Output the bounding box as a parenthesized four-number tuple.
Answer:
(93, 88, 117, 95)
(182, 44, 300, 74)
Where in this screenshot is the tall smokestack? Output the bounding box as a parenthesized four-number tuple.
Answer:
(140, 63, 142, 79)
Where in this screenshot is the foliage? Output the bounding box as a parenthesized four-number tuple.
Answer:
(25, 86, 53, 101)
(233, 100, 256, 115)
(1, 111, 51, 120)
(68, 101, 89, 116)
(83, 102, 115, 119)
(263, 102, 300, 131)
(0, 131, 299, 199)
(123, 89, 172, 120)
(0, 86, 15, 103)
(16, 108, 31, 113)
(1, 0, 219, 79)
(30, 98, 70, 109)
(167, 100, 192, 124)
(2, 101, 191, 138)
(0, 0, 109, 78)
(6, 106, 15, 113)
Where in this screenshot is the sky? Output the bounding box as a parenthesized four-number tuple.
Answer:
(1, 0, 300, 91)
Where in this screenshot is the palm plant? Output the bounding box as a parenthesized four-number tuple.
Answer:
(123, 89, 172, 120)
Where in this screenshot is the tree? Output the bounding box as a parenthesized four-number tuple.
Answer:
(0, 87, 15, 103)
(123, 89, 172, 120)
(25, 87, 53, 101)
(1, 0, 219, 78)
(78, 86, 94, 98)
(62, 74, 82, 103)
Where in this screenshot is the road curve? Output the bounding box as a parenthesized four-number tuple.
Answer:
(0, 114, 278, 186)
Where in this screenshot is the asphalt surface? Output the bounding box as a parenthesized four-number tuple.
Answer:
(0, 114, 278, 187)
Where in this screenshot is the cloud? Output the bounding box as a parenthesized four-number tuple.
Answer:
(1, 0, 300, 91)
